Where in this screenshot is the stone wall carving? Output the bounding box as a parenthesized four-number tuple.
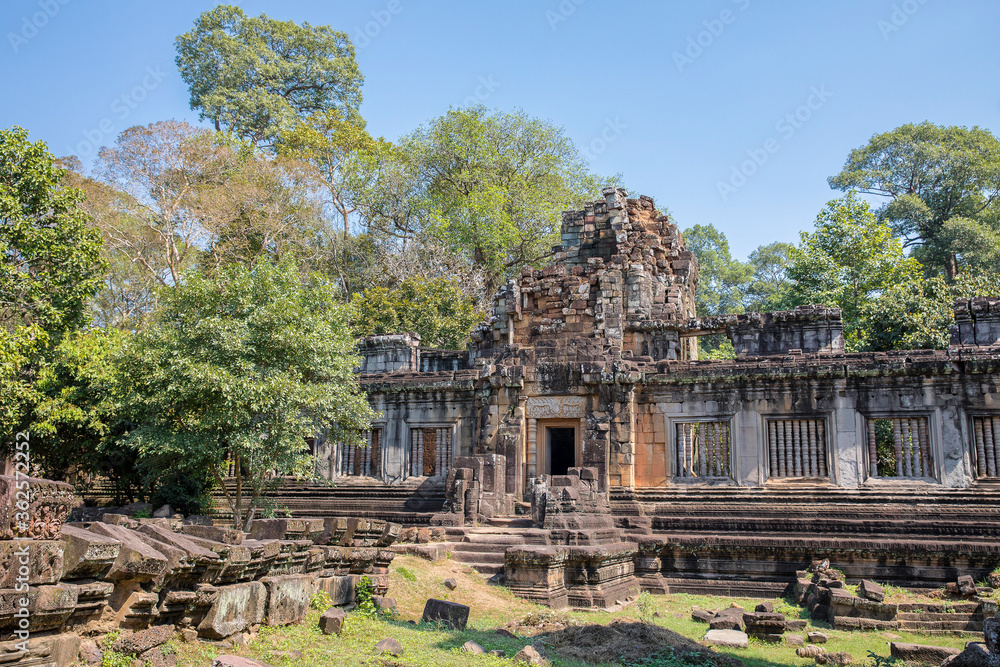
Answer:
(526, 397, 586, 419)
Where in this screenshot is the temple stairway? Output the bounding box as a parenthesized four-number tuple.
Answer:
(441, 519, 535, 575)
(611, 483, 1000, 592)
(210, 477, 446, 526)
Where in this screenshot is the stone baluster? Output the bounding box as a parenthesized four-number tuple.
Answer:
(817, 421, 827, 476)
(698, 424, 707, 477)
(892, 419, 903, 477)
(986, 417, 997, 477)
(903, 419, 914, 477)
(917, 418, 930, 478)
(775, 420, 785, 477)
(768, 421, 778, 479)
(867, 419, 878, 477)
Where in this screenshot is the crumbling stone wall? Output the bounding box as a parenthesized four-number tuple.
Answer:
(0, 476, 399, 666)
(346, 190, 1000, 506)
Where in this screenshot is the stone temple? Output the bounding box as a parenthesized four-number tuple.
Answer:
(294, 188, 1000, 605)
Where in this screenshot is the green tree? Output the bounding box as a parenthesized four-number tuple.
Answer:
(0, 127, 105, 449)
(1, 127, 105, 336)
(681, 224, 753, 316)
(829, 122, 1000, 278)
(858, 272, 1000, 351)
(785, 193, 922, 348)
(117, 257, 374, 528)
(351, 277, 484, 349)
(176, 5, 363, 146)
(400, 106, 615, 296)
(745, 241, 795, 312)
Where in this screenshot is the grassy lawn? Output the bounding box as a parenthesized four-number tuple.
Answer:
(164, 554, 975, 667)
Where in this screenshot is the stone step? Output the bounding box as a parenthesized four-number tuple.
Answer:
(447, 542, 513, 554)
(487, 517, 534, 528)
(461, 533, 526, 545)
(448, 551, 506, 565)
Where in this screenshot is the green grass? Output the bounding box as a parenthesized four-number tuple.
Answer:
(171, 555, 975, 667)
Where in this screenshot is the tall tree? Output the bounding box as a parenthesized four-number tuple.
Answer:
(0, 127, 105, 336)
(0, 127, 104, 448)
(829, 122, 1000, 278)
(400, 106, 615, 296)
(116, 257, 374, 529)
(176, 5, 363, 147)
(681, 224, 752, 316)
(351, 276, 484, 350)
(785, 193, 922, 347)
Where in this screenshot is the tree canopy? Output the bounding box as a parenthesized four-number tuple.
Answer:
(0, 127, 104, 335)
(784, 193, 922, 347)
(829, 122, 1000, 279)
(397, 106, 615, 296)
(116, 257, 373, 528)
(176, 5, 363, 146)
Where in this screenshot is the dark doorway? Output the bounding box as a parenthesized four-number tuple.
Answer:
(548, 427, 576, 476)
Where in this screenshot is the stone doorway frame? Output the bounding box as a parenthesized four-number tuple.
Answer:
(537, 419, 583, 477)
(524, 396, 588, 481)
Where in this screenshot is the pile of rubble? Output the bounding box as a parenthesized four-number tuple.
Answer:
(0, 475, 399, 667)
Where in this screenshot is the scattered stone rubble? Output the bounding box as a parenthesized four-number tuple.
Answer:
(0, 475, 399, 667)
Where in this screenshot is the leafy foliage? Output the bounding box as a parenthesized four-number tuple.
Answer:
(354, 575, 377, 618)
(830, 122, 1000, 278)
(0, 126, 105, 336)
(116, 257, 374, 527)
(398, 106, 616, 295)
(785, 193, 922, 348)
(351, 276, 483, 349)
(176, 5, 363, 146)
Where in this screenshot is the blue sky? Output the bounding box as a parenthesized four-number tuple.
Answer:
(1, 1, 997, 259)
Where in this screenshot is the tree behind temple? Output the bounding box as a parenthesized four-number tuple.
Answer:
(829, 122, 1000, 279)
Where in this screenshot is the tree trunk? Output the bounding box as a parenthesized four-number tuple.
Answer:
(945, 253, 958, 280)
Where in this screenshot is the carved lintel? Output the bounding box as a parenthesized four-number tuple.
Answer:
(526, 397, 587, 419)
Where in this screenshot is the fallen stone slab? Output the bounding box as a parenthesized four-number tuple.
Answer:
(197, 581, 267, 639)
(691, 608, 715, 623)
(60, 525, 121, 579)
(807, 632, 828, 644)
(443, 578, 458, 590)
(816, 652, 854, 666)
(858, 579, 885, 602)
(422, 598, 470, 630)
(261, 575, 312, 627)
(710, 606, 745, 631)
(786, 634, 804, 646)
(702, 629, 749, 649)
(958, 575, 977, 597)
(890, 642, 962, 664)
(83, 523, 168, 582)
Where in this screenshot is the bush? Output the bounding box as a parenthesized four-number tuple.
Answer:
(354, 575, 377, 617)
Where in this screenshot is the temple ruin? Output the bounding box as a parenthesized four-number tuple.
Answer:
(310, 188, 1000, 601)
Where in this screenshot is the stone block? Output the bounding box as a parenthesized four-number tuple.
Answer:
(513, 644, 548, 665)
(858, 579, 885, 602)
(692, 609, 715, 623)
(0, 540, 64, 587)
(0, 633, 80, 667)
(710, 607, 745, 631)
(315, 575, 357, 606)
(60, 525, 121, 579)
(197, 581, 267, 639)
(261, 574, 313, 627)
(375, 638, 402, 656)
(422, 599, 470, 630)
(319, 608, 345, 635)
(702, 629, 748, 648)
(110, 625, 174, 654)
(180, 525, 243, 545)
(83, 523, 168, 582)
(958, 575, 977, 597)
(890, 642, 961, 664)
(213, 657, 274, 667)
(0, 475, 76, 541)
